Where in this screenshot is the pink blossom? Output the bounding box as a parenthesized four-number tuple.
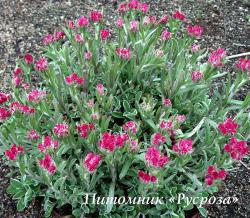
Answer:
(205, 166, 227, 186)
(38, 136, 59, 152)
(115, 17, 124, 28)
(77, 123, 94, 139)
(65, 73, 85, 85)
(224, 137, 249, 161)
(187, 25, 203, 38)
(87, 99, 94, 107)
(27, 129, 40, 141)
(39, 154, 56, 174)
(150, 16, 157, 24)
(5, 144, 24, 160)
(90, 11, 102, 22)
(35, 58, 48, 71)
(152, 132, 166, 145)
(159, 15, 169, 24)
(173, 139, 193, 155)
(96, 83, 105, 95)
(139, 3, 149, 13)
(236, 58, 250, 73)
(123, 121, 137, 135)
(11, 102, 35, 114)
(100, 29, 110, 41)
(191, 71, 204, 82)
(0, 92, 10, 104)
(143, 16, 151, 26)
(130, 21, 139, 32)
(118, 3, 127, 13)
(0, 107, 11, 121)
(145, 146, 169, 168)
(54, 31, 65, 41)
(191, 44, 200, 52)
(84, 51, 92, 60)
(176, 114, 186, 123)
(43, 34, 54, 45)
(12, 76, 22, 87)
(91, 113, 98, 120)
(13, 67, 23, 77)
(160, 120, 173, 129)
(116, 48, 132, 60)
(84, 152, 102, 173)
(218, 118, 238, 135)
(163, 98, 172, 106)
(77, 16, 89, 27)
(75, 34, 84, 43)
(208, 48, 227, 67)
(53, 123, 69, 137)
(67, 20, 76, 29)
(129, 140, 138, 151)
(27, 89, 46, 102)
(24, 53, 34, 64)
(138, 170, 156, 183)
(173, 11, 186, 21)
(22, 82, 30, 90)
(161, 29, 171, 41)
(115, 133, 129, 148)
(128, 0, 139, 10)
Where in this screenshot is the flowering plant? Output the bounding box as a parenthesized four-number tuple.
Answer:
(1, 1, 249, 217)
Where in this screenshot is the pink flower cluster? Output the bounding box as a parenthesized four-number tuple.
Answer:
(208, 48, 227, 67)
(138, 170, 156, 183)
(5, 144, 24, 160)
(0, 107, 11, 121)
(76, 123, 95, 138)
(35, 58, 48, 71)
(100, 29, 110, 41)
(116, 48, 132, 60)
(163, 98, 172, 107)
(224, 137, 249, 160)
(123, 121, 137, 135)
(53, 123, 69, 137)
(27, 129, 40, 141)
(24, 53, 34, 64)
(43, 31, 65, 45)
(143, 16, 157, 25)
(99, 132, 129, 152)
(39, 154, 56, 174)
(84, 152, 102, 173)
(11, 101, 35, 114)
(90, 11, 102, 22)
(118, 1, 149, 13)
(218, 118, 238, 135)
(160, 120, 173, 129)
(191, 71, 204, 82)
(65, 73, 85, 85)
(77, 16, 89, 27)
(145, 146, 169, 168)
(173, 11, 186, 21)
(152, 132, 166, 145)
(12, 68, 23, 87)
(0, 92, 11, 104)
(176, 114, 186, 123)
(96, 83, 105, 95)
(173, 139, 193, 155)
(75, 34, 84, 43)
(187, 25, 203, 38)
(205, 166, 227, 186)
(236, 58, 250, 73)
(38, 136, 59, 152)
(84, 51, 92, 60)
(115, 17, 124, 28)
(161, 29, 171, 41)
(130, 21, 139, 32)
(27, 89, 46, 102)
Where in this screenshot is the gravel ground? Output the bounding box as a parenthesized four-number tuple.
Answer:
(0, 0, 249, 217)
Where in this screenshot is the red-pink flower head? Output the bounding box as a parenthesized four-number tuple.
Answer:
(84, 51, 92, 60)
(27, 129, 40, 141)
(84, 152, 102, 173)
(152, 132, 166, 145)
(161, 29, 171, 41)
(236, 58, 250, 73)
(43, 34, 54, 45)
(173, 11, 186, 21)
(75, 34, 84, 43)
(138, 170, 157, 183)
(128, 0, 139, 10)
(24, 53, 34, 64)
(99, 132, 116, 152)
(5, 144, 24, 160)
(27, 89, 46, 102)
(191, 44, 200, 52)
(90, 11, 102, 22)
(35, 58, 48, 71)
(0, 92, 11, 105)
(53, 123, 69, 137)
(67, 20, 76, 29)
(205, 165, 227, 186)
(191, 71, 204, 82)
(116, 17, 124, 28)
(13, 67, 23, 77)
(65, 73, 85, 85)
(54, 31, 65, 41)
(123, 121, 138, 135)
(118, 2, 127, 13)
(77, 123, 94, 139)
(12, 76, 22, 87)
(159, 15, 169, 24)
(12, 103, 35, 114)
(224, 137, 249, 161)
(116, 48, 132, 60)
(160, 120, 173, 129)
(208, 48, 227, 67)
(130, 21, 139, 32)
(77, 16, 89, 27)
(218, 118, 238, 135)
(145, 146, 169, 168)
(38, 136, 59, 152)
(187, 25, 203, 38)
(100, 29, 110, 41)
(173, 139, 193, 155)
(163, 98, 172, 107)
(39, 154, 56, 174)
(96, 83, 105, 95)
(176, 114, 186, 123)
(139, 3, 150, 13)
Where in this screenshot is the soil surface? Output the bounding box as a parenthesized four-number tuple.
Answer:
(0, 0, 250, 217)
